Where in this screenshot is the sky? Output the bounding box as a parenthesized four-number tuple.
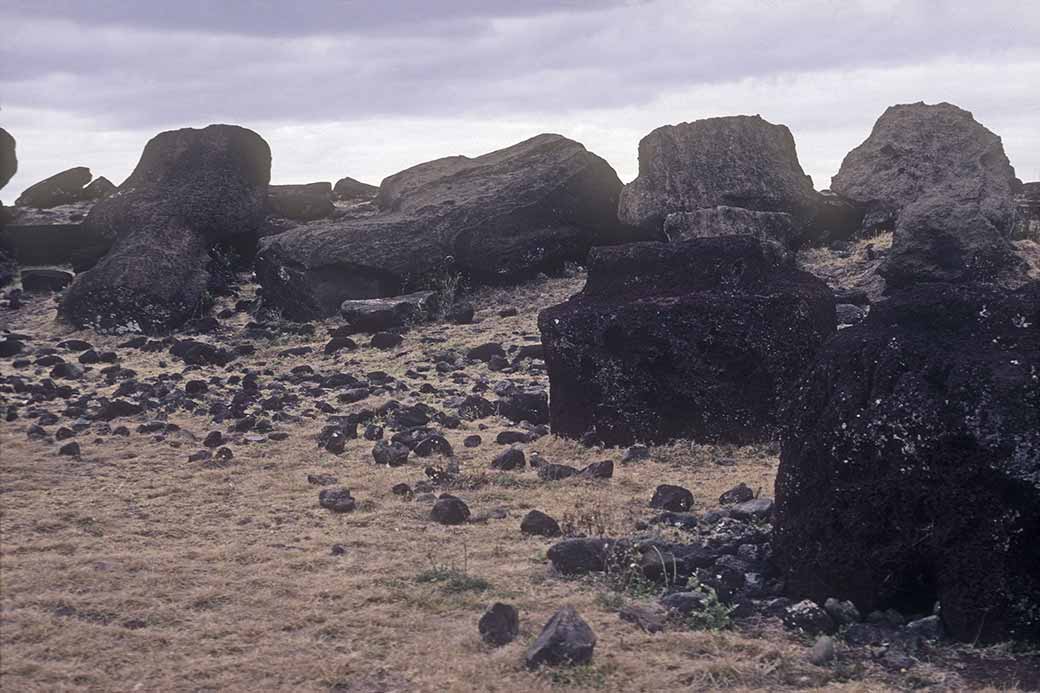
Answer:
(2, 0, 1039, 198)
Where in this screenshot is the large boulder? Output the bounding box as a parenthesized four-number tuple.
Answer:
(0, 247, 15, 288)
(617, 115, 818, 236)
(1, 205, 111, 271)
(881, 196, 1024, 289)
(663, 206, 799, 255)
(774, 282, 1040, 643)
(538, 236, 836, 446)
(256, 134, 652, 320)
(0, 127, 15, 192)
(15, 167, 93, 209)
(832, 102, 1018, 236)
(82, 176, 116, 201)
(1014, 181, 1040, 240)
(339, 290, 438, 334)
(267, 182, 335, 221)
(0, 218, 111, 270)
(59, 124, 270, 333)
(810, 190, 866, 245)
(332, 176, 379, 202)
(524, 607, 596, 669)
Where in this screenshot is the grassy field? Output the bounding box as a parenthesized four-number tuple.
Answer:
(1, 270, 1037, 692)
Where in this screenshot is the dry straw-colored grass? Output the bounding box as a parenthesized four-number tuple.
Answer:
(1, 272, 1033, 692)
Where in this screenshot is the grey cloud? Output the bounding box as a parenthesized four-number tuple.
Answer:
(1, 0, 636, 36)
(2, 1, 1038, 129)
(1, 1, 1039, 196)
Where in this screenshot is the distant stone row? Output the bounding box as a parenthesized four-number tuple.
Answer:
(531, 104, 1038, 645)
(2, 101, 1036, 331)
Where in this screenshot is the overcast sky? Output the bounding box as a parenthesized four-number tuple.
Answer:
(2, 0, 1038, 198)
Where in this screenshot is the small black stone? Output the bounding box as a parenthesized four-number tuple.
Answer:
(319, 487, 356, 513)
(649, 484, 693, 512)
(479, 602, 519, 646)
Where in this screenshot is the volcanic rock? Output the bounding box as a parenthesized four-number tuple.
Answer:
(339, 291, 438, 333)
(774, 281, 1040, 643)
(881, 196, 1024, 289)
(59, 124, 270, 334)
(525, 607, 596, 669)
(479, 603, 519, 647)
(0, 128, 15, 192)
(16, 167, 92, 208)
(538, 235, 835, 445)
(332, 176, 379, 202)
(663, 206, 800, 253)
(267, 182, 334, 221)
(832, 102, 1018, 237)
(618, 115, 818, 235)
(256, 134, 650, 320)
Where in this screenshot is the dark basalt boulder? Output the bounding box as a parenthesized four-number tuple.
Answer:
(82, 176, 116, 201)
(15, 167, 93, 208)
(339, 290, 438, 334)
(496, 387, 549, 425)
(20, 268, 74, 292)
(0, 220, 111, 271)
(538, 235, 836, 446)
(332, 176, 379, 201)
(0, 247, 15, 288)
(831, 102, 1018, 237)
(618, 115, 818, 235)
(810, 190, 865, 245)
(880, 196, 1024, 289)
(59, 124, 271, 334)
(663, 206, 799, 255)
(267, 182, 335, 221)
(1013, 181, 1040, 241)
(774, 282, 1040, 643)
(0, 127, 15, 192)
(256, 134, 653, 320)
(525, 607, 596, 669)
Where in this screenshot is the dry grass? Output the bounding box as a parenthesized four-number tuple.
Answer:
(1, 272, 1033, 692)
(796, 232, 892, 301)
(1015, 239, 1040, 283)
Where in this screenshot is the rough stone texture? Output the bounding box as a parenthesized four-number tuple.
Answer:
(1, 198, 111, 271)
(520, 510, 562, 537)
(1013, 181, 1040, 240)
(256, 134, 652, 320)
(339, 290, 438, 334)
(649, 484, 694, 512)
(547, 538, 620, 575)
(881, 196, 1024, 289)
(539, 236, 836, 446)
(20, 268, 74, 292)
(618, 115, 818, 235)
(15, 167, 93, 209)
(3, 200, 97, 226)
(524, 607, 596, 669)
(0, 127, 15, 192)
(82, 176, 116, 201)
(0, 247, 14, 288)
(318, 487, 356, 513)
(1, 221, 112, 271)
(333, 176, 379, 201)
(431, 494, 470, 525)
(267, 182, 334, 221)
(774, 281, 1040, 644)
(811, 190, 865, 245)
(832, 102, 1018, 236)
(59, 125, 271, 334)
(478, 603, 519, 647)
(663, 206, 799, 254)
